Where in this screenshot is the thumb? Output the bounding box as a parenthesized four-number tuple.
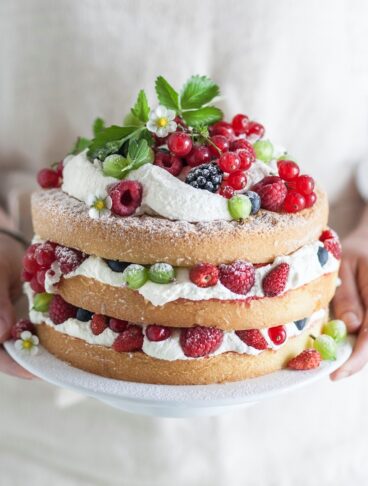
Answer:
(0, 279, 15, 342)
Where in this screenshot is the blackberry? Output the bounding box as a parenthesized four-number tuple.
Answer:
(185, 162, 223, 193)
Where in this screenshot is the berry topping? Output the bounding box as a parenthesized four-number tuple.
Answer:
(167, 132, 193, 157)
(112, 325, 144, 352)
(253, 139, 274, 163)
(235, 329, 268, 350)
(30, 276, 45, 293)
(208, 135, 229, 156)
(230, 139, 254, 153)
(304, 192, 317, 208)
(148, 263, 175, 284)
(185, 162, 223, 193)
(323, 238, 342, 260)
(268, 325, 287, 345)
(105, 260, 130, 273)
(244, 190, 261, 215)
(108, 318, 129, 333)
(231, 114, 249, 135)
(109, 180, 143, 217)
(55, 245, 85, 274)
(312, 334, 337, 360)
(262, 262, 290, 297)
(251, 176, 287, 211)
(277, 160, 300, 181)
(294, 318, 307, 330)
(146, 324, 172, 342)
(323, 320, 347, 343)
(154, 150, 183, 176)
(23, 244, 42, 274)
(189, 263, 219, 288)
(186, 145, 212, 168)
(244, 121, 265, 138)
(76, 308, 93, 322)
(33, 292, 53, 312)
(288, 349, 321, 370)
(228, 194, 252, 220)
(218, 152, 241, 173)
(91, 314, 108, 335)
(49, 295, 77, 324)
(210, 121, 235, 140)
(122, 264, 148, 289)
(37, 168, 60, 189)
(227, 170, 247, 190)
(283, 191, 306, 213)
(180, 325, 223, 358)
(219, 184, 235, 199)
(317, 246, 329, 266)
(21, 270, 33, 282)
(219, 260, 255, 295)
(34, 242, 56, 268)
(236, 149, 255, 171)
(295, 175, 315, 195)
(11, 319, 36, 340)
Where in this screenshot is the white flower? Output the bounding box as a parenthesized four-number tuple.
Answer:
(146, 105, 177, 137)
(15, 331, 39, 356)
(86, 191, 112, 219)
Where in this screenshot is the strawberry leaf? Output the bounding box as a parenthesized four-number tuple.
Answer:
(182, 107, 223, 128)
(155, 76, 180, 111)
(180, 75, 220, 110)
(131, 90, 150, 123)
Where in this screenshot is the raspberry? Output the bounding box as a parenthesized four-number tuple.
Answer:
(235, 329, 268, 350)
(112, 325, 144, 352)
(34, 242, 56, 268)
(23, 243, 42, 274)
(324, 238, 342, 260)
(56, 161, 64, 178)
(154, 150, 183, 176)
(37, 168, 60, 189)
(262, 263, 290, 297)
(180, 326, 223, 358)
(55, 245, 85, 274)
(30, 275, 45, 293)
(91, 314, 108, 335)
(185, 162, 223, 193)
(288, 349, 321, 370)
(109, 180, 143, 217)
(219, 260, 255, 295)
(21, 270, 33, 282)
(219, 184, 235, 199)
(251, 176, 287, 212)
(108, 318, 128, 333)
(268, 325, 287, 345)
(189, 263, 219, 288)
(146, 324, 172, 342)
(11, 319, 36, 340)
(49, 295, 77, 324)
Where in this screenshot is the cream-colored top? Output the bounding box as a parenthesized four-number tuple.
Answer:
(1, 1, 368, 485)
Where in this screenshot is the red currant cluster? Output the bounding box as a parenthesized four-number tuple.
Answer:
(37, 161, 63, 189)
(277, 160, 316, 212)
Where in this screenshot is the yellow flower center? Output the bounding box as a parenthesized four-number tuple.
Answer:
(94, 199, 106, 210)
(157, 117, 168, 128)
(23, 340, 32, 349)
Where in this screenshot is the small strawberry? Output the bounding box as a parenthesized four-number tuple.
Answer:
(235, 329, 268, 350)
(262, 262, 290, 297)
(251, 176, 287, 212)
(48, 295, 77, 324)
(180, 326, 223, 358)
(324, 238, 342, 260)
(219, 260, 255, 295)
(91, 314, 108, 335)
(288, 349, 321, 370)
(189, 263, 219, 288)
(11, 319, 36, 340)
(112, 325, 144, 352)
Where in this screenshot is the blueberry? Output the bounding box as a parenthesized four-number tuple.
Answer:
(317, 246, 329, 267)
(294, 318, 307, 330)
(105, 259, 130, 273)
(245, 190, 261, 215)
(76, 308, 93, 322)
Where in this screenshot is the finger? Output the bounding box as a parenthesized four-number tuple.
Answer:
(357, 257, 368, 308)
(0, 347, 35, 379)
(331, 312, 368, 380)
(0, 293, 15, 342)
(332, 259, 363, 333)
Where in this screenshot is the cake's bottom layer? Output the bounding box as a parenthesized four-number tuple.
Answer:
(36, 320, 323, 385)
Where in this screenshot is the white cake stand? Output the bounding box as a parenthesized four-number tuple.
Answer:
(4, 338, 353, 418)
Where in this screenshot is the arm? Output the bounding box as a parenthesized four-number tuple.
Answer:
(331, 204, 368, 379)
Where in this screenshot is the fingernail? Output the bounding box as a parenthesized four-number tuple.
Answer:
(334, 370, 351, 381)
(341, 312, 360, 329)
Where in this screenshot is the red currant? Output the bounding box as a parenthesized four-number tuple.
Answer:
(30, 275, 45, 293)
(283, 191, 306, 213)
(245, 121, 265, 138)
(36, 269, 47, 287)
(230, 139, 254, 153)
(232, 114, 249, 135)
(153, 134, 168, 147)
(109, 318, 129, 333)
(167, 132, 193, 157)
(211, 124, 235, 140)
(35, 242, 56, 268)
(237, 149, 255, 170)
(295, 175, 315, 195)
(208, 135, 229, 157)
(219, 184, 235, 199)
(187, 145, 212, 167)
(56, 161, 64, 178)
(146, 324, 172, 342)
(277, 160, 300, 181)
(37, 168, 60, 189)
(23, 252, 41, 274)
(268, 325, 287, 345)
(227, 170, 247, 190)
(218, 152, 241, 173)
(304, 192, 317, 208)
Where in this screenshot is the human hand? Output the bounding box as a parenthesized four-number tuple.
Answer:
(0, 233, 35, 379)
(331, 208, 368, 380)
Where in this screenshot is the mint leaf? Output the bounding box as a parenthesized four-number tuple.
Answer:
(180, 75, 220, 110)
(70, 137, 91, 155)
(131, 90, 150, 123)
(93, 117, 105, 136)
(182, 107, 223, 127)
(155, 76, 180, 111)
(128, 139, 154, 169)
(87, 125, 138, 160)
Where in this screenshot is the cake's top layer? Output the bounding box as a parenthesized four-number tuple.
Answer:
(36, 74, 320, 228)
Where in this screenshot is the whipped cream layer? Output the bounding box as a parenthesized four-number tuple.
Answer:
(61, 150, 277, 223)
(43, 240, 339, 306)
(24, 284, 326, 361)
